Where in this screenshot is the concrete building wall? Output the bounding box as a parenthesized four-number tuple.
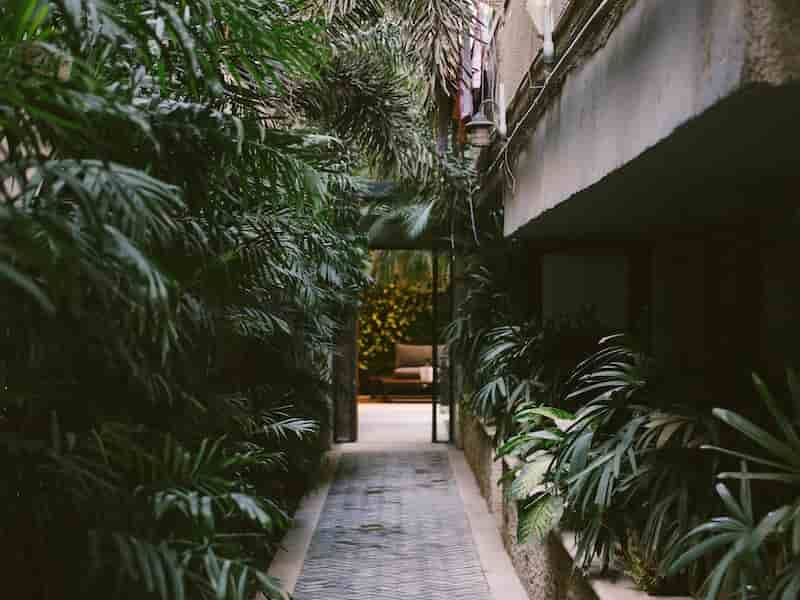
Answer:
(746, 0, 800, 85)
(333, 309, 358, 443)
(461, 412, 597, 600)
(497, 0, 542, 107)
(470, 1, 800, 594)
(503, 0, 800, 237)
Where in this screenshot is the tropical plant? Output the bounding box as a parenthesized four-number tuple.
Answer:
(357, 280, 433, 373)
(457, 307, 605, 439)
(369, 250, 450, 287)
(319, 0, 471, 98)
(446, 252, 515, 379)
(668, 370, 800, 600)
(497, 336, 721, 595)
(497, 405, 575, 543)
(0, 0, 477, 597)
(552, 339, 719, 581)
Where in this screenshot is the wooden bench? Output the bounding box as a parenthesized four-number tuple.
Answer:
(368, 375, 433, 400)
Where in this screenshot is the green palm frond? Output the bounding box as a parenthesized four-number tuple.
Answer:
(107, 534, 188, 600)
(517, 492, 564, 544)
(668, 370, 800, 598)
(391, 0, 473, 99)
(1, 0, 467, 598)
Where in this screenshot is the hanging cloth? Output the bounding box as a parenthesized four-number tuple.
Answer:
(459, 26, 474, 119)
(471, 7, 490, 90)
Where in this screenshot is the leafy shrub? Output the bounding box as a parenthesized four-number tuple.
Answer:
(501, 337, 721, 595)
(460, 311, 605, 440)
(0, 1, 369, 598)
(497, 405, 574, 542)
(1, 0, 481, 595)
(358, 282, 433, 375)
(448, 250, 606, 439)
(447, 262, 513, 377)
(668, 370, 800, 599)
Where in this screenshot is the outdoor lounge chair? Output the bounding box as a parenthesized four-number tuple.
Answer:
(368, 343, 443, 400)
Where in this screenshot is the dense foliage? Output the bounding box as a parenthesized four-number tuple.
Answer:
(451, 248, 800, 597)
(497, 338, 722, 594)
(370, 250, 447, 287)
(0, 0, 474, 598)
(668, 370, 800, 599)
(357, 281, 433, 374)
(447, 249, 606, 439)
(0, 1, 366, 598)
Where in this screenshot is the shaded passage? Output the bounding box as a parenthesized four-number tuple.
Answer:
(293, 448, 492, 600)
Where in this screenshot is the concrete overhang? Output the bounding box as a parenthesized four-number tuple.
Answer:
(512, 82, 800, 243)
(497, 0, 800, 240)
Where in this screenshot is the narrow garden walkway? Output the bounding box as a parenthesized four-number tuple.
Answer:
(270, 404, 527, 600)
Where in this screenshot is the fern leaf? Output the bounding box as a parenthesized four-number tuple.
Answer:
(518, 493, 564, 544)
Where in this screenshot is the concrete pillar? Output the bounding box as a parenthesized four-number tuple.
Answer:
(452, 253, 468, 449)
(333, 308, 358, 443)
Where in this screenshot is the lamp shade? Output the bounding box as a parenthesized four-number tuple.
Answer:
(466, 110, 494, 147)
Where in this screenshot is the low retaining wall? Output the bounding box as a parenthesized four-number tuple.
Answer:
(461, 412, 596, 600)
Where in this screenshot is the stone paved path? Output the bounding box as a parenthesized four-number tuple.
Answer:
(292, 447, 493, 600)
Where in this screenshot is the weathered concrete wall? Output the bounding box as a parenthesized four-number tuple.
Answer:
(504, 0, 800, 236)
(461, 410, 502, 526)
(497, 0, 542, 107)
(746, 0, 800, 85)
(461, 411, 596, 600)
(500, 468, 597, 600)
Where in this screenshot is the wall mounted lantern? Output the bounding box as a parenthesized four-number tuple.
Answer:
(466, 106, 494, 148)
(527, 0, 555, 65)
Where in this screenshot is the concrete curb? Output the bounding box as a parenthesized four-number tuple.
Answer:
(267, 451, 340, 595)
(449, 446, 530, 600)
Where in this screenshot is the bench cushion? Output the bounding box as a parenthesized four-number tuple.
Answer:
(393, 367, 423, 379)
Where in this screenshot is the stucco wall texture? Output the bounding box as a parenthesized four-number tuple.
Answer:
(502, 0, 800, 237)
(497, 0, 542, 108)
(461, 413, 498, 513)
(461, 412, 596, 600)
(746, 0, 800, 85)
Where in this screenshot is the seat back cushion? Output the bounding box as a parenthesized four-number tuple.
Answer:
(394, 343, 446, 368)
(394, 343, 432, 368)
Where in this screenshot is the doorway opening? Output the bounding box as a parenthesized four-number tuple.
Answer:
(352, 250, 453, 443)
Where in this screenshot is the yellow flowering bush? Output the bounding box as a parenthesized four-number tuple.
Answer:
(358, 283, 432, 375)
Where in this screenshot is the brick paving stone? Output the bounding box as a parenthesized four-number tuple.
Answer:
(292, 449, 492, 600)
